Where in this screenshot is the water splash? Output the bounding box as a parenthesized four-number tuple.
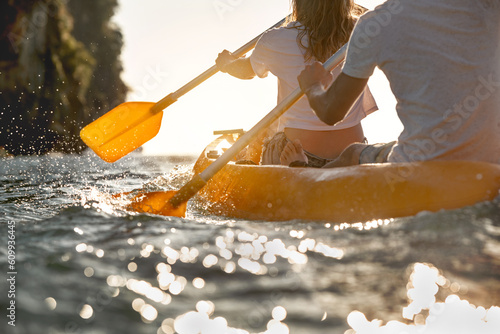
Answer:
(141, 164, 194, 192)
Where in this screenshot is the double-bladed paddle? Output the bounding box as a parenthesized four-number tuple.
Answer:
(80, 16, 289, 163)
(127, 44, 348, 217)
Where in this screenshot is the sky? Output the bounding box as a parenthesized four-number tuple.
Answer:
(113, 0, 402, 156)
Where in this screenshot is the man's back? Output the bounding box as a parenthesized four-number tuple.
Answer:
(344, 0, 500, 163)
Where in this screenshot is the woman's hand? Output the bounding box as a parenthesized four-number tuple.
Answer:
(298, 61, 334, 94)
(216, 50, 238, 73)
(215, 50, 255, 79)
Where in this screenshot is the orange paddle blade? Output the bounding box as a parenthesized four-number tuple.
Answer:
(80, 102, 162, 162)
(127, 190, 187, 217)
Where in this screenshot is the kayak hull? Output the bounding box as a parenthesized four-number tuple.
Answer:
(193, 136, 500, 223)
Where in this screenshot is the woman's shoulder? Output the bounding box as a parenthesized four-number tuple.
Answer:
(256, 22, 303, 53)
(260, 21, 302, 43)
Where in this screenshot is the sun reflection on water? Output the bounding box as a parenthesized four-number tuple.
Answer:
(44, 297, 57, 310)
(86, 226, 350, 332)
(346, 263, 500, 334)
(171, 301, 290, 334)
(68, 217, 499, 334)
(4, 152, 499, 334)
(79, 304, 93, 320)
(335, 219, 394, 232)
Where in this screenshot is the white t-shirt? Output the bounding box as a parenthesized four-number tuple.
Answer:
(343, 0, 500, 164)
(250, 22, 378, 132)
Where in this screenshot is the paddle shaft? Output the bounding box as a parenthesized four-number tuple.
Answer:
(169, 44, 348, 208)
(150, 16, 290, 115)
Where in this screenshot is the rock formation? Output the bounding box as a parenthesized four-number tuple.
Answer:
(0, 0, 127, 155)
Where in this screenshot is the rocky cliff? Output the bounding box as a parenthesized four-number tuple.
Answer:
(0, 0, 127, 155)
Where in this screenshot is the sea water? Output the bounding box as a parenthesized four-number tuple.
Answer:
(0, 153, 499, 334)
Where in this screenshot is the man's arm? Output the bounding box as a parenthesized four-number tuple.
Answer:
(298, 62, 369, 125)
(216, 50, 256, 80)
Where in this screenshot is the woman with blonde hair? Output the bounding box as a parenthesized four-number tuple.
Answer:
(216, 0, 377, 167)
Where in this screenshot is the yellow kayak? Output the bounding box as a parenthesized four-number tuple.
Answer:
(191, 134, 500, 223)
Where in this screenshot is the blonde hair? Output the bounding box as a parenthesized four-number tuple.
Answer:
(288, 0, 360, 62)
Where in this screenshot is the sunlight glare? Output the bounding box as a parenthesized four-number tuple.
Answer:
(79, 304, 93, 320)
(347, 263, 500, 333)
(44, 297, 57, 310)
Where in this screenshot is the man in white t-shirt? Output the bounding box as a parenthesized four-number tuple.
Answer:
(297, 0, 500, 167)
